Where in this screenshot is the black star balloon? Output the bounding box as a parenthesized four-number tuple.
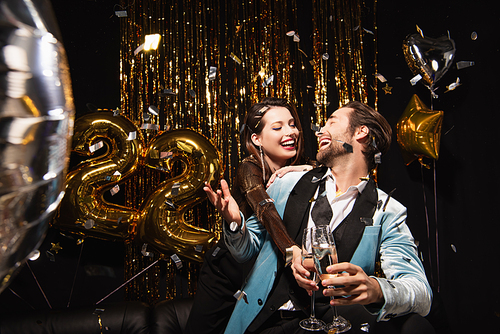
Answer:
(396, 94, 443, 166)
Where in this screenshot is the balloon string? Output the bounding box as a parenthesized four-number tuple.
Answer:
(9, 288, 35, 310)
(26, 261, 52, 309)
(433, 160, 440, 292)
(95, 258, 159, 305)
(420, 164, 434, 288)
(67, 241, 85, 308)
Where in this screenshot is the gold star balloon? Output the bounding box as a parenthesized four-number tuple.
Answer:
(396, 94, 444, 166)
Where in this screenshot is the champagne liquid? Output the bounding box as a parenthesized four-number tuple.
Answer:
(302, 256, 315, 271)
(313, 245, 338, 278)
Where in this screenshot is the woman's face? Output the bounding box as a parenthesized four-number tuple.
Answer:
(252, 106, 300, 169)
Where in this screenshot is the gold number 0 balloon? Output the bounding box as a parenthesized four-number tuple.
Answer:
(51, 112, 144, 240)
(137, 129, 222, 262)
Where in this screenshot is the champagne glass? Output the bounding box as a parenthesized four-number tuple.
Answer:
(299, 227, 326, 331)
(311, 225, 351, 333)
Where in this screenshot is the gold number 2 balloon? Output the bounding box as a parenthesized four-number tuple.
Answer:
(51, 112, 144, 240)
(137, 129, 222, 262)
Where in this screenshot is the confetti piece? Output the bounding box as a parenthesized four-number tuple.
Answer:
(148, 105, 159, 116)
(141, 243, 154, 257)
(375, 73, 387, 82)
(141, 123, 160, 130)
(110, 184, 120, 196)
(50, 242, 63, 254)
(416, 24, 424, 38)
(363, 28, 374, 35)
(170, 254, 183, 269)
(262, 74, 274, 87)
(161, 89, 177, 96)
(134, 43, 145, 55)
(410, 74, 422, 86)
(208, 66, 217, 80)
(29, 250, 40, 261)
(84, 219, 95, 229)
(165, 198, 176, 210)
(456, 61, 475, 70)
(444, 77, 461, 93)
(195, 245, 203, 252)
(160, 151, 173, 159)
(229, 52, 242, 65)
(127, 131, 137, 140)
(171, 182, 181, 196)
(89, 141, 104, 153)
(46, 250, 55, 262)
(360, 323, 370, 332)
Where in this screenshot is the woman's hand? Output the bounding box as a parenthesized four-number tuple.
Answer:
(267, 165, 313, 188)
(204, 179, 242, 226)
(291, 245, 319, 295)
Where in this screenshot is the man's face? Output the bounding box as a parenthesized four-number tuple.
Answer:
(315, 107, 353, 167)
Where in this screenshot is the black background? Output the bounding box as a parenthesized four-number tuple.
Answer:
(1, 1, 499, 333)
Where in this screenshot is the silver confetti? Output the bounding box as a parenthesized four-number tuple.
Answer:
(89, 141, 104, 153)
(208, 66, 217, 81)
(127, 131, 137, 140)
(171, 182, 181, 196)
(140, 123, 160, 130)
(84, 219, 95, 229)
(148, 105, 159, 116)
(451, 244, 457, 253)
(170, 254, 183, 269)
(410, 74, 422, 86)
(360, 322, 370, 332)
(141, 243, 154, 257)
(456, 61, 475, 70)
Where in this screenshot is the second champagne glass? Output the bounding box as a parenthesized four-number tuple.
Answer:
(299, 227, 326, 331)
(311, 225, 351, 333)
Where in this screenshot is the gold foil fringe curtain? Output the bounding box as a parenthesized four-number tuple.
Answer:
(119, 0, 376, 302)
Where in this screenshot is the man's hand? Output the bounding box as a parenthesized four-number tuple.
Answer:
(290, 245, 319, 295)
(321, 263, 384, 306)
(204, 179, 241, 226)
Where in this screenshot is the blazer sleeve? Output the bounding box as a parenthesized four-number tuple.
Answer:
(235, 159, 296, 256)
(369, 197, 433, 321)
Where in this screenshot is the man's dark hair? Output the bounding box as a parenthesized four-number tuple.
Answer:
(343, 101, 392, 171)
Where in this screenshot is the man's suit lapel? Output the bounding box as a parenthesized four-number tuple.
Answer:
(333, 178, 378, 263)
(282, 167, 328, 242)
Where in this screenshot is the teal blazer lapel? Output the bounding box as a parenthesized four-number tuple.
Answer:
(333, 178, 379, 263)
(282, 167, 328, 242)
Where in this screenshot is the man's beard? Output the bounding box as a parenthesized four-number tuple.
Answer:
(316, 140, 350, 167)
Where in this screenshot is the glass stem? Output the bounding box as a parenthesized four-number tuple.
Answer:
(311, 291, 316, 318)
(310, 272, 316, 318)
(331, 298, 339, 320)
